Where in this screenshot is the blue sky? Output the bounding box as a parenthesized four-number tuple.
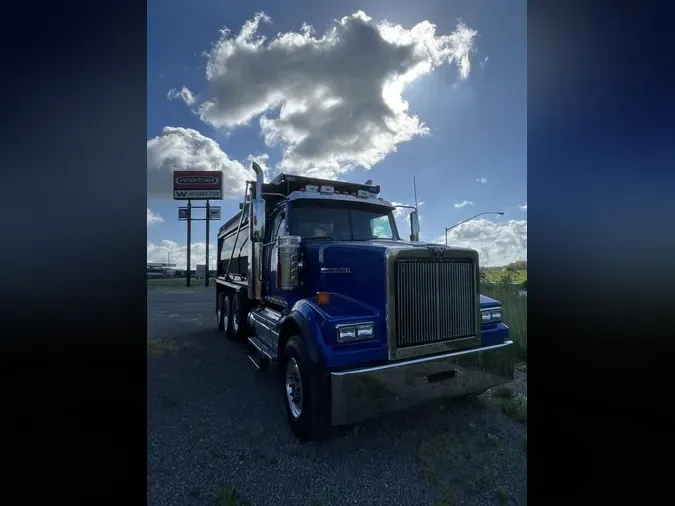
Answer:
(147, 0, 526, 269)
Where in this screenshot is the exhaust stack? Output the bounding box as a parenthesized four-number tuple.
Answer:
(249, 161, 266, 301)
(251, 161, 264, 201)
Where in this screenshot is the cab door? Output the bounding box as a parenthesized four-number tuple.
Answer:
(263, 207, 287, 303)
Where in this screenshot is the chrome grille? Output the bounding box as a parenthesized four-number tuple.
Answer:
(394, 259, 477, 348)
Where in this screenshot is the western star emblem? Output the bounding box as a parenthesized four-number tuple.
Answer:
(321, 267, 351, 274)
(428, 246, 445, 257)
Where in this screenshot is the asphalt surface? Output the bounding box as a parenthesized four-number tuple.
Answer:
(147, 287, 527, 506)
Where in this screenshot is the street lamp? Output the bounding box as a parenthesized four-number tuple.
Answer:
(445, 211, 505, 246)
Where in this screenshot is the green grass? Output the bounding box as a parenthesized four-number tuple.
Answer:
(147, 277, 215, 289)
(481, 283, 527, 363)
(484, 269, 527, 284)
(147, 336, 180, 356)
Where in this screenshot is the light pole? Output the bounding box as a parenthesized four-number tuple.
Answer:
(445, 211, 504, 246)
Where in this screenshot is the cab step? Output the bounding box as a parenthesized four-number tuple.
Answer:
(246, 336, 276, 372)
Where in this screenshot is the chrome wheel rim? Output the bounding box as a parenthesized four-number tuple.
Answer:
(285, 358, 303, 418)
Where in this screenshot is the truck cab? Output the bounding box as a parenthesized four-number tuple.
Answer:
(216, 163, 515, 440)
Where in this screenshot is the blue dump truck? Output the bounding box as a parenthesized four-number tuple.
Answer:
(216, 162, 515, 440)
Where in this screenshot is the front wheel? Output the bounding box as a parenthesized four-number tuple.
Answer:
(282, 335, 331, 441)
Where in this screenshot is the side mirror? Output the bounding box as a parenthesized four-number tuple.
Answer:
(250, 199, 266, 242)
(409, 211, 420, 242)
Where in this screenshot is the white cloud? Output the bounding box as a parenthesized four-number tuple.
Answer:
(175, 11, 478, 178)
(167, 87, 196, 106)
(519, 202, 527, 211)
(454, 200, 474, 208)
(433, 218, 527, 267)
(476, 176, 487, 184)
(147, 126, 251, 199)
(147, 208, 164, 226)
(147, 240, 218, 270)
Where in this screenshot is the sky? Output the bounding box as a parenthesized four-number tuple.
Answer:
(147, 0, 526, 270)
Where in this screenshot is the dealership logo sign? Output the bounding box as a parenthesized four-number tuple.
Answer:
(174, 176, 219, 185)
(173, 170, 223, 200)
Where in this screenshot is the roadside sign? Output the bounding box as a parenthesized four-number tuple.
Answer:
(173, 170, 223, 200)
(178, 207, 189, 220)
(208, 207, 221, 220)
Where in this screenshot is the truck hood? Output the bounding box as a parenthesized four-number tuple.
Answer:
(300, 240, 394, 310)
(299, 239, 478, 309)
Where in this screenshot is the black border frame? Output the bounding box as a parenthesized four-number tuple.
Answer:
(2, 0, 673, 502)
(2, 0, 147, 502)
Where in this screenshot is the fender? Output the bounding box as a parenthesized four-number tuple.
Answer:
(278, 301, 324, 366)
(279, 294, 386, 369)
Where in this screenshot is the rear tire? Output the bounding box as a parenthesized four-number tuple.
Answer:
(282, 335, 330, 442)
(231, 292, 249, 341)
(223, 294, 236, 341)
(216, 293, 226, 331)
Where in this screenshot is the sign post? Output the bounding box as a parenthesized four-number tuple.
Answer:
(205, 200, 210, 287)
(186, 200, 192, 287)
(174, 171, 223, 288)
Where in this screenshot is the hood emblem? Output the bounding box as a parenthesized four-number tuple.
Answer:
(428, 245, 446, 257)
(321, 267, 351, 274)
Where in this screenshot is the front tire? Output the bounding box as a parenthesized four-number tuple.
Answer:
(282, 335, 330, 441)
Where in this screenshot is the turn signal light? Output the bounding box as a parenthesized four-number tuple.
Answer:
(316, 292, 330, 305)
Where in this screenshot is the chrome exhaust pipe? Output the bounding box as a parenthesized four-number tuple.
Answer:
(251, 161, 264, 200)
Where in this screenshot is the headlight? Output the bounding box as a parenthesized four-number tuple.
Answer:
(481, 307, 502, 323)
(336, 322, 374, 343)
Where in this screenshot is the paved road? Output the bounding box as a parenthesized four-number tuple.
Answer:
(148, 288, 527, 506)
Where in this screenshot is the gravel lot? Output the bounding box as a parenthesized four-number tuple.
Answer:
(147, 287, 527, 506)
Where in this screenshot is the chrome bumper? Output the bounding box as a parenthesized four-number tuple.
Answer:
(330, 341, 515, 426)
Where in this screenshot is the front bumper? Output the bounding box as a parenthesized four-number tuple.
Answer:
(330, 341, 515, 426)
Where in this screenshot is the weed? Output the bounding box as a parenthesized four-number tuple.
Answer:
(147, 337, 180, 357)
(473, 466, 492, 489)
(486, 433, 500, 447)
(492, 386, 514, 400)
(215, 486, 249, 506)
(496, 487, 509, 504)
(502, 394, 527, 423)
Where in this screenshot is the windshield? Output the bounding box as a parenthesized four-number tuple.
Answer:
(290, 200, 400, 241)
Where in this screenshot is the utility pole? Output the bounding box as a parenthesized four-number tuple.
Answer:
(186, 200, 192, 287)
(205, 200, 210, 287)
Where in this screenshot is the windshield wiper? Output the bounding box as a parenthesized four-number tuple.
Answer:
(303, 236, 335, 240)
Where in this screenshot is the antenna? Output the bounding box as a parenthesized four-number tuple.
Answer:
(413, 177, 419, 209)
